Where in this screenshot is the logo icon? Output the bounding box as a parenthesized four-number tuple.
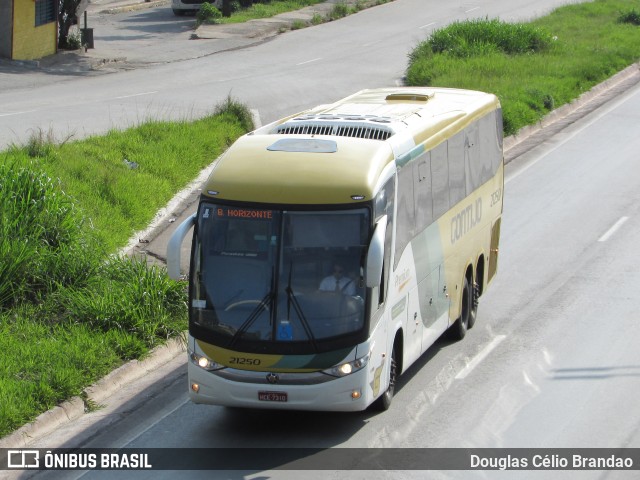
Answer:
(7, 450, 39, 469)
(266, 372, 279, 384)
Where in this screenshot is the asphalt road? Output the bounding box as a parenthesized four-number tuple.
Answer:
(1, 0, 577, 148)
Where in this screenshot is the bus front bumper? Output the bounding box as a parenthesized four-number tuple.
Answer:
(187, 362, 373, 412)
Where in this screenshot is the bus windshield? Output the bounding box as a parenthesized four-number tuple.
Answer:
(191, 204, 370, 351)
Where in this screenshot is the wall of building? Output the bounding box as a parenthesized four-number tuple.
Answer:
(0, 0, 14, 59)
(12, 0, 57, 60)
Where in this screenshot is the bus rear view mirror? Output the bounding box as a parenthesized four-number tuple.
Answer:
(365, 215, 387, 288)
(167, 213, 196, 280)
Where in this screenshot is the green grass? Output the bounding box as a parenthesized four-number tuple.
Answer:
(406, 0, 640, 136)
(209, 0, 383, 25)
(217, 0, 327, 23)
(6, 109, 248, 252)
(0, 98, 253, 438)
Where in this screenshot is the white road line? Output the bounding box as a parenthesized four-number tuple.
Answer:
(0, 110, 36, 117)
(296, 58, 322, 66)
(455, 335, 506, 380)
(598, 216, 629, 242)
(465, 7, 481, 13)
(114, 91, 158, 99)
(419, 22, 436, 29)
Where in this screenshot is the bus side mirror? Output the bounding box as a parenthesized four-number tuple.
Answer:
(365, 215, 387, 288)
(167, 213, 196, 280)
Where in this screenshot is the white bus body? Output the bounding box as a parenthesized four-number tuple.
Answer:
(167, 87, 504, 411)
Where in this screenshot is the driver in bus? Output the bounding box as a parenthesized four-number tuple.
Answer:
(319, 263, 356, 295)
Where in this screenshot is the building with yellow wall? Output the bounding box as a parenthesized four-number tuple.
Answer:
(0, 0, 58, 61)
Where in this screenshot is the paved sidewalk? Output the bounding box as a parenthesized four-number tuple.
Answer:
(66, 0, 368, 71)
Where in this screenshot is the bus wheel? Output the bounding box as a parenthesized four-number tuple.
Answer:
(452, 277, 472, 340)
(373, 346, 397, 411)
(467, 280, 479, 329)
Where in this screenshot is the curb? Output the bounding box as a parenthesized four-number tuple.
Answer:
(0, 336, 185, 449)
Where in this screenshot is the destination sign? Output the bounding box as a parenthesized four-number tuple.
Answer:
(214, 207, 274, 220)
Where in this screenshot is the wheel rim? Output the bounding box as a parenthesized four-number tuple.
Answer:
(388, 355, 397, 396)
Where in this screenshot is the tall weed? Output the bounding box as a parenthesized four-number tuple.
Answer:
(0, 162, 101, 308)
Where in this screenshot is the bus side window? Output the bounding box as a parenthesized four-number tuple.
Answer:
(414, 153, 433, 233)
(431, 143, 449, 219)
(448, 132, 466, 206)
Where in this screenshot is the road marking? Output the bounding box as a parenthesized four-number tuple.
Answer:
(296, 58, 322, 66)
(598, 216, 629, 242)
(465, 7, 481, 13)
(0, 110, 36, 117)
(419, 22, 436, 29)
(114, 91, 158, 99)
(455, 335, 506, 380)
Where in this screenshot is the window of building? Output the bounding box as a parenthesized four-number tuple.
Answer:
(35, 0, 56, 27)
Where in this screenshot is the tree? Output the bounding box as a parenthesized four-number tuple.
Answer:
(221, 0, 232, 17)
(58, 0, 83, 49)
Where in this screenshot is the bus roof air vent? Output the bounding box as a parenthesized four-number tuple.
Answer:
(275, 115, 394, 141)
(385, 92, 433, 102)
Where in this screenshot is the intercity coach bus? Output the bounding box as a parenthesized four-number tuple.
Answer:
(167, 87, 504, 411)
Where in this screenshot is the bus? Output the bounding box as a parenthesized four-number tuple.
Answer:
(167, 87, 504, 411)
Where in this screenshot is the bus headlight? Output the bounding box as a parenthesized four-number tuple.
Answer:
(323, 354, 369, 377)
(189, 351, 224, 371)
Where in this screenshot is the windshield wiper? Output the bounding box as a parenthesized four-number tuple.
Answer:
(229, 268, 275, 348)
(285, 262, 318, 352)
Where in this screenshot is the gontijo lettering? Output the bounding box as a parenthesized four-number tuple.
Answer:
(451, 198, 482, 245)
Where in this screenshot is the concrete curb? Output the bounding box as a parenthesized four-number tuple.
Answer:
(0, 336, 185, 449)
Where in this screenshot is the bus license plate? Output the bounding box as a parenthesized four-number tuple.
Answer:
(258, 391, 288, 402)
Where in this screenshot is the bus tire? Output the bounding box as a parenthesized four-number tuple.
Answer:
(372, 345, 397, 411)
(452, 277, 472, 340)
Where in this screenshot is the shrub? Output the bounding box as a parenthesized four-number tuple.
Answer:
(618, 8, 640, 25)
(417, 18, 554, 59)
(213, 95, 255, 133)
(196, 3, 223, 25)
(0, 162, 102, 309)
(329, 2, 350, 20)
